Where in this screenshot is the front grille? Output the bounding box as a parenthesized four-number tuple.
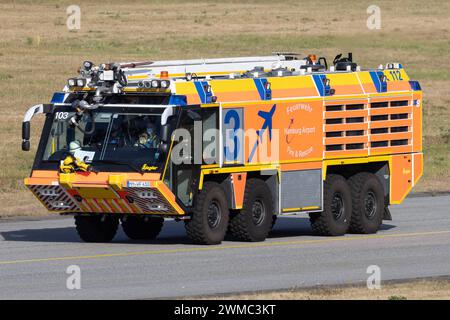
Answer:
(28, 185, 79, 212)
(123, 187, 179, 215)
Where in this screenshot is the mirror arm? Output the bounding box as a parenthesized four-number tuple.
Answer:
(22, 104, 51, 151)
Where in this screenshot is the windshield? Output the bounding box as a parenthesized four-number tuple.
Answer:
(42, 109, 165, 171)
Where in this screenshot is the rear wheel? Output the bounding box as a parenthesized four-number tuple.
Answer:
(74, 214, 119, 243)
(309, 174, 351, 236)
(348, 172, 384, 234)
(121, 215, 164, 240)
(228, 179, 274, 242)
(185, 182, 229, 245)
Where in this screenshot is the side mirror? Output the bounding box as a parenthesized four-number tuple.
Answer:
(22, 140, 30, 151)
(22, 121, 30, 151)
(160, 115, 177, 142)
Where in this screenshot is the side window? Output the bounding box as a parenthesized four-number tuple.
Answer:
(169, 108, 202, 206)
(202, 108, 219, 165)
(42, 112, 75, 160)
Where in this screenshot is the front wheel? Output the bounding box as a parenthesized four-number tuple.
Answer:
(74, 214, 119, 243)
(185, 182, 229, 245)
(309, 174, 352, 236)
(121, 215, 164, 240)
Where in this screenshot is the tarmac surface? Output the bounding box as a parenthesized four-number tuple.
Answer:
(0, 194, 449, 299)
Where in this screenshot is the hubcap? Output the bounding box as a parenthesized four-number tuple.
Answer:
(207, 200, 221, 229)
(331, 192, 344, 221)
(364, 191, 377, 219)
(252, 200, 266, 226)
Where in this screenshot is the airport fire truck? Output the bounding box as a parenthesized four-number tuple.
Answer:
(22, 53, 423, 244)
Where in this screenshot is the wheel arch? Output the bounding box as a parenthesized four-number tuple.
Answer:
(199, 168, 279, 212)
(324, 160, 390, 207)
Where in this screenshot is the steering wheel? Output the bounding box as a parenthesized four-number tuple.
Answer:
(137, 142, 151, 149)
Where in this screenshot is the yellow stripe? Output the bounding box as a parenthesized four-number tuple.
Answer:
(282, 206, 321, 213)
(368, 91, 411, 98)
(221, 97, 323, 108)
(162, 138, 175, 181)
(199, 157, 323, 171)
(0, 230, 449, 266)
(282, 207, 301, 212)
(200, 103, 220, 108)
(301, 206, 321, 211)
(202, 165, 278, 175)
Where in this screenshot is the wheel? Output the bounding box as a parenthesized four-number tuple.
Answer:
(74, 214, 119, 243)
(309, 174, 352, 236)
(348, 172, 384, 234)
(228, 179, 274, 242)
(185, 181, 229, 245)
(121, 215, 164, 240)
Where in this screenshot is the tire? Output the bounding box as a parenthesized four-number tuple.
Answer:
(228, 179, 274, 242)
(185, 181, 229, 245)
(121, 215, 164, 240)
(309, 174, 352, 236)
(348, 172, 384, 234)
(74, 214, 119, 243)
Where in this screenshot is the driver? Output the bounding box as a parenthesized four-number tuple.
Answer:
(135, 123, 159, 148)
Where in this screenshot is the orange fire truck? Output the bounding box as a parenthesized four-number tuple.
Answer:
(22, 53, 423, 244)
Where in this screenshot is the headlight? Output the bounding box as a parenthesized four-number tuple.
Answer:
(83, 61, 93, 70)
(76, 79, 86, 87)
(160, 80, 170, 89)
(151, 80, 160, 88)
(68, 78, 76, 87)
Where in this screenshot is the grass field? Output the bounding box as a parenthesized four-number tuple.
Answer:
(200, 277, 450, 300)
(0, 0, 449, 216)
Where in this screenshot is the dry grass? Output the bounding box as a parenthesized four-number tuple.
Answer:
(0, 0, 449, 216)
(199, 278, 450, 300)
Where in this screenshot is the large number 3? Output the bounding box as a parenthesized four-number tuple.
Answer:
(224, 109, 241, 162)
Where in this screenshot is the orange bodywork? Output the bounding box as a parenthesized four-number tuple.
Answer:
(198, 67, 422, 209)
(230, 172, 247, 209)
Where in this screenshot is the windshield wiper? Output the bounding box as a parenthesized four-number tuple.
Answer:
(92, 160, 143, 174)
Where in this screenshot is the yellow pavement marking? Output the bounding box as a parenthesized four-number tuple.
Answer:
(0, 230, 449, 266)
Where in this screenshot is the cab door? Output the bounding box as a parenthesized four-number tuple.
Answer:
(166, 106, 219, 207)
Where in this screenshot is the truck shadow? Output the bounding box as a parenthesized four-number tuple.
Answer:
(0, 217, 396, 245)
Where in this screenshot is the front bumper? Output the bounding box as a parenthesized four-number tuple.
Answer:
(25, 170, 184, 216)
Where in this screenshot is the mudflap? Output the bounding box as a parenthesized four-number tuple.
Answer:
(383, 207, 392, 221)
